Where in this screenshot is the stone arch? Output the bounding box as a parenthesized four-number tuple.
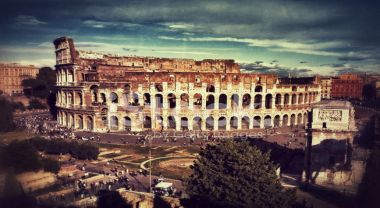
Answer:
(291, 94, 297, 105)
(254, 94, 262, 109)
(297, 113, 303, 125)
(265, 94, 273, 109)
(110, 92, 118, 103)
(253, 116, 261, 128)
(124, 116, 132, 131)
(110, 116, 119, 130)
(156, 115, 164, 130)
(155, 94, 163, 108)
(283, 115, 289, 127)
(144, 93, 151, 106)
(77, 115, 83, 129)
(284, 94, 290, 105)
(168, 93, 176, 109)
(274, 115, 280, 127)
(90, 85, 98, 103)
(242, 116, 250, 129)
(264, 115, 272, 128)
(67, 69, 74, 83)
(290, 114, 296, 126)
(206, 117, 214, 130)
(76, 92, 83, 105)
(181, 117, 189, 130)
(303, 112, 308, 124)
(193, 117, 202, 130)
(230, 116, 238, 130)
(86, 116, 94, 130)
(298, 93, 303, 104)
(68, 92, 74, 105)
(218, 117, 227, 130)
(242, 94, 251, 109)
(231, 94, 239, 109)
(219, 94, 227, 109)
(206, 84, 215, 92)
(100, 93, 106, 104)
(206, 95, 215, 109)
(143, 116, 152, 129)
(193, 93, 202, 109)
(131, 93, 139, 105)
(180, 93, 189, 108)
(275, 94, 281, 106)
(168, 116, 176, 129)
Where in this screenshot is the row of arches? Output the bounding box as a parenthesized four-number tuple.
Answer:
(56, 69, 74, 84)
(57, 111, 94, 130)
(106, 113, 308, 131)
(57, 91, 83, 106)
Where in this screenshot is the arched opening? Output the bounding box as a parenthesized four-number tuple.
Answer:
(253, 116, 261, 128)
(218, 117, 227, 130)
(110, 116, 119, 130)
(304, 93, 309, 104)
(143, 116, 152, 129)
(68, 92, 74, 105)
(254, 95, 262, 109)
(180, 93, 189, 108)
(284, 94, 290, 105)
(131, 93, 139, 106)
(242, 94, 251, 108)
(264, 115, 272, 128)
(291, 94, 297, 105)
(255, 85, 263, 92)
(206, 95, 215, 109)
(265, 94, 273, 109)
(193, 93, 202, 109)
(275, 94, 281, 106)
(230, 116, 238, 130)
(77, 115, 83, 129)
(219, 94, 227, 109)
(290, 114, 296, 126)
(124, 117, 132, 131)
(144, 93, 151, 106)
(110, 92, 118, 103)
(90, 85, 98, 104)
(100, 93, 106, 104)
(242, 116, 250, 129)
(274, 115, 280, 127)
(155, 94, 163, 108)
(76, 92, 83, 105)
(206, 84, 215, 92)
(297, 113, 303, 125)
(168, 116, 176, 130)
(124, 83, 131, 93)
(231, 94, 239, 109)
(283, 115, 289, 127)
(193, 117, 202, 130)
(67, 69, 74, 83)
(168, 93, 176, 109)
(298, 93, 303, 104)
(206, 117, 214, 130)
(86, 116, 93, 130)
(156, 115, 164, 130)
(181, 117, 189, 130)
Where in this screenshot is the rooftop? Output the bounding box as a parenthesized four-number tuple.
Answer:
(313, 100, 352, 109)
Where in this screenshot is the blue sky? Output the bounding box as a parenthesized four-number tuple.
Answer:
(0, 0, 379, 76)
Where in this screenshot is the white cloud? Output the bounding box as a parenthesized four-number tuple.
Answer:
(158, 36, 345, 57)
(15, 15, 46, 26)
(83, 20, 140, 28)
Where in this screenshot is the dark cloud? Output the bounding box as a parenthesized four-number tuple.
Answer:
(299, 61, 308, 64)
(240, 62, 312, 77)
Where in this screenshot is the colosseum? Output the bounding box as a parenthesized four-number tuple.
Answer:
(54, 37, 321, 133)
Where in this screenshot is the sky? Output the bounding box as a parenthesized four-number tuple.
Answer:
(0, 0, 379, 76)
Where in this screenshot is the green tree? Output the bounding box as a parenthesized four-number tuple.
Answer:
(42, 157, 61, 174)
(0, 97, 15, 132)
(28, 98, 46, 109)
(186, 140, 295, 208)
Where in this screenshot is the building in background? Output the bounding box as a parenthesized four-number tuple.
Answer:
(331, 74, 363, 100)
(54, 37, 322, 132)
(320, 77, 333, 99)
(0, 63, 39, 95)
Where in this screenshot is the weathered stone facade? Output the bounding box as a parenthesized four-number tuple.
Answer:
(0, 63, 38, 95)
(54, 37, 321, 132)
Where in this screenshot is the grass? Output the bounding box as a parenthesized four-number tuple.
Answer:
(0, 130, 36, 144)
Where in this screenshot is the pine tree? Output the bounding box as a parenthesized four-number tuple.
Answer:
(186, 140, 295, 208)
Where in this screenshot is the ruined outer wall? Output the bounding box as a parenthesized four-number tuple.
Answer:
(54, 37, 321, 132)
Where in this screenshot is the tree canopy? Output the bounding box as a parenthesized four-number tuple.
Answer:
(0, 97, 15, 132)
(186, 140, 295, 208)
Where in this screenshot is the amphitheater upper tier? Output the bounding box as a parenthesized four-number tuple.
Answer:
(54, 37, 321, 132)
